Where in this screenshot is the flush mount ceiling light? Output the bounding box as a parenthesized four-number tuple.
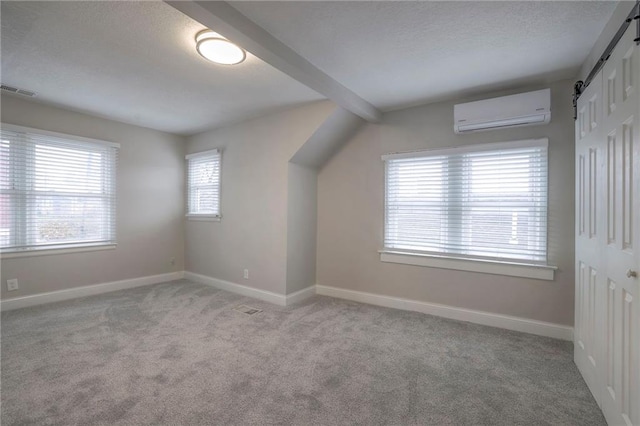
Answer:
(195, 29, 246, 65)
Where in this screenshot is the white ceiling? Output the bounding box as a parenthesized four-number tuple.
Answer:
(0, 1, 323, 135)
(1, 1, 617, 134)
(230, 1, 617, 111)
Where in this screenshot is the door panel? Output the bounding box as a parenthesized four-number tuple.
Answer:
(575, 65, 603, 400)
(599, 24, 639, 426)
(576, 23, 639, 426)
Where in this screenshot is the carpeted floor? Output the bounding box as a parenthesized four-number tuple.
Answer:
(1, 279, 604, 425)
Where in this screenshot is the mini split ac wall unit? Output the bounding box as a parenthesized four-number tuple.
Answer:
(453, 88, 551, 134)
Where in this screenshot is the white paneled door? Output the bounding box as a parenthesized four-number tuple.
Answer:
(575, 24, 639, 426)
(575, 52, 602, 399)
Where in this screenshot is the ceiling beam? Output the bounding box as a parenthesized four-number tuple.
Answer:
(291, 106, 364, 169)
(165, 1, 382, 123)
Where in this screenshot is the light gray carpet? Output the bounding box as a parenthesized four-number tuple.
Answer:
(1, 279, 604, 425)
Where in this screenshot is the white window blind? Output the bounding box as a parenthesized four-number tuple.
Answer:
(186, 149, 221, 218)
(384, 139, 548, 263)
(0, 124, 118, 253)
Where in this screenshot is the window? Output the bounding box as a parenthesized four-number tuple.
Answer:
(0, 124, 118, 254)
(186, 149, 221, 220)
(383, 139, 549, 268)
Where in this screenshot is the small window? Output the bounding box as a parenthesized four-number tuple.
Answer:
(186, 149, 221, 220)
(0, 124, 118, 253)
(383, 139, 548, 264)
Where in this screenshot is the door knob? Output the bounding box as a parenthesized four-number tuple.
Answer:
(627, 269, 638, 278)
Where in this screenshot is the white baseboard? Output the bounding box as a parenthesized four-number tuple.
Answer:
(316, 285, 573, 341)
(184, 271, 288, 306)
(285, 285, 316, 305)
(0, 271, 185, 311)
(183, 272, 316, 306)
(1, 270, 573, 341)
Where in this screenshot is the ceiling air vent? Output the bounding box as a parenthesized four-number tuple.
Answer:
(1, 84, 36, 97)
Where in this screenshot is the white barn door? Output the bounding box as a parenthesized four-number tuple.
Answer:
(575, 52, 603, 400)
(575, 24, 640, 426)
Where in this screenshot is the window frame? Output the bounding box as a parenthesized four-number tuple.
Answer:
(0, 123, 119, 258)
(380, 138, 556, 280)
(186, 149, 222, 221)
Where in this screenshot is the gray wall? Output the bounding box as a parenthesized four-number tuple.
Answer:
(185, 101, 333, 295)
(0, 95, 186, 299)
(317, 79, 576, 325)
(286, 162, 317, 294)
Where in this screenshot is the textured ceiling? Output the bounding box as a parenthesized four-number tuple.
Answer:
(1, 1, 617, 134)
(0, 1, 323, 135)
(230, 1, 617, 111)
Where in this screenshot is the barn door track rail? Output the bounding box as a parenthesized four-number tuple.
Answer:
(573, 0, 640, 119)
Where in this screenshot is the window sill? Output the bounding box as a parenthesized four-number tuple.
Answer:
(379, 250, 556, 281)
(186, 214, 221, 222)
(1, 243, 117, 259)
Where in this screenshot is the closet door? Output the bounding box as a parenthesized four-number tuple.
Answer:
(574, 60, 604, 403)
(598, 23, 639, 426)
(576, 23, 639, 426)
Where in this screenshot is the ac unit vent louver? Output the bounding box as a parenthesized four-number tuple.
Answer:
(1, 84, 36, 97)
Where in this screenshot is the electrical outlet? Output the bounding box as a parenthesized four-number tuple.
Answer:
(243, 269, 249, 280)
(6, 279, 18, 292)
(169, 257, 175, 267)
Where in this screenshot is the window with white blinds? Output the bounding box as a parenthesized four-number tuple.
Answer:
(384, 139, 548, 264)
(186, 149, 221, 218)
(0, 124, 118, 253)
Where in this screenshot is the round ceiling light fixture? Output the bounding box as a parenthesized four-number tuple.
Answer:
(195, 29, 246, 65)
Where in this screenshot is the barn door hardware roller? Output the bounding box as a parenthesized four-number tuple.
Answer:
(574, 1, 640, 119)
(635, 0, 640, 44)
